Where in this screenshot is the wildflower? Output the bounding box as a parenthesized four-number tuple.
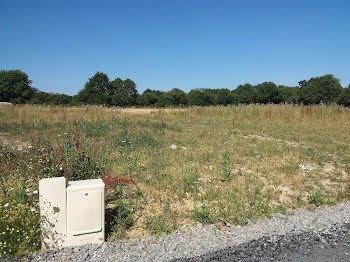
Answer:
(31, 208, 36, 212)
(25, 189, 30, 193)
(33, 190, 38, 194)
(170, 144, 177, 150)
(26, 236, 29, 240)
(4, 203, 9, 208)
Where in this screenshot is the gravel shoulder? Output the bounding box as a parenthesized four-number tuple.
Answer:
(9, 201, 350, 262)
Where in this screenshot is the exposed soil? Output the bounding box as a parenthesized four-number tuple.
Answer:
(0, 133, 30, 151)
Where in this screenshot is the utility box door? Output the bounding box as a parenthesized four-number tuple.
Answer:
(68, 189, 102, 236)
(66, 179, 105, 246)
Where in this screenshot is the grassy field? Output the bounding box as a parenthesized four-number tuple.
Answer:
(1, 104, 350, 257)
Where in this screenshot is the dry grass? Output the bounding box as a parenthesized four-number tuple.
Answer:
(1, 104, 350, 240)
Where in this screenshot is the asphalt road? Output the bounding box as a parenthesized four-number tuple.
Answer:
(174, 224, 350, 262)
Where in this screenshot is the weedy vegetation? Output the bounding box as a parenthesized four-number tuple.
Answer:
(1, 104, 350, 257)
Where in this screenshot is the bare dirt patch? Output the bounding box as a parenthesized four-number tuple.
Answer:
(241, 134, 306, 149)
(0, 133, 30, 151)
(0, 102, 13, 107)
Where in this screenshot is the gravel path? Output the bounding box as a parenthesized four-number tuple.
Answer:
(175, 223, 350, 261)
(11, 201, 350, 262)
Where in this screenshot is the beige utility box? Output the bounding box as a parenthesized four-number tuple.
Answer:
(39, 177, 105, 248)
(66, 179, 105, 246)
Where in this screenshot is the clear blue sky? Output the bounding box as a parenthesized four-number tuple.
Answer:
(1, 0, 349, 96)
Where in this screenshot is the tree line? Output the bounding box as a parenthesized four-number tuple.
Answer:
(1, 70, 350, 107)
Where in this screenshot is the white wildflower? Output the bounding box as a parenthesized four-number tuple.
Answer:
(31, 208, 36, 212)
(25, 189, 30, 193)
(170, 144, 177, 150)
(4, 203, 9, 208)
(32, 190, 38, 194)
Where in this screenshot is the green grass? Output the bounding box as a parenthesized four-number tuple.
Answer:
(1, 104, 350, 257)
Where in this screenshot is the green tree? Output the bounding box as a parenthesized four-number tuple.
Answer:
(187, 89, 206, 106)
(110, 92, 133, 107)
(122, 79, 139, 99)
(299, 74, 342, 104)
(86, 72, 110, 93)
(0, 70, 37, 103)
(31, 92, 51, 104)
(168, 88, 188, 106)
(201, 89, 217, 106)
(232, 84, 257, 104)
(50, 93, 72, 104)
(137, 89, 161, 106)
(256, 82, 282, 104)
(76, 72, 110, 104)
(31, 92, 72, 105)
(216, 89, 232, 106)
(108, 78, 139, 106)
(338, 85, 350, 107)
(107, 77, 123, 96)
(157, 89, 188, 107)
(278, 85, 299, 104)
